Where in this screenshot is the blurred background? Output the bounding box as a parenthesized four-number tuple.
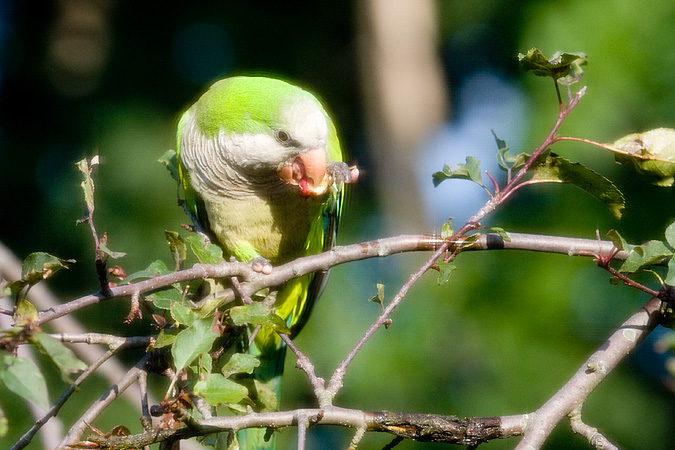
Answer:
(1, 0, 675, 448)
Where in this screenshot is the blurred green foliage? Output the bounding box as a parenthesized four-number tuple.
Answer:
(1, 1, 674, 449)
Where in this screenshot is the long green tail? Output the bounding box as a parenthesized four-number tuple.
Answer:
(238, 339, 287, 450)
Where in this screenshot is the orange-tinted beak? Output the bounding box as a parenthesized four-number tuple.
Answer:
(278, 147, 330, 197)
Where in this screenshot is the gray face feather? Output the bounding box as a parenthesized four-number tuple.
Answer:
(179, 95, 329, 198)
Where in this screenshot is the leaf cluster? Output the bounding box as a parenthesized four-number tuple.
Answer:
(0, 253, 85, 420)
(135, 231, 287, 422)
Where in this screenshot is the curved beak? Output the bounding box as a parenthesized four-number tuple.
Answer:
(278, 147, 329, 197)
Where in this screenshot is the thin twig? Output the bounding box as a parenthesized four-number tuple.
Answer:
(138, 369, 152, 433)
(498, 86, 587, 206)
(50, 333, 152, 349)
(58, 352, 152, 448)
(297, 412, 308, 450)
(348, 427, 367, 450)
(325, 240, 451, 404)
(279, 333, 327, 404)
(604, 265, 660, 297)
(11, 348, 117, 450)
(568, 406, 619, 450)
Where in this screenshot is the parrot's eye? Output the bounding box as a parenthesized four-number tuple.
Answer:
(275, 130, 294, 146)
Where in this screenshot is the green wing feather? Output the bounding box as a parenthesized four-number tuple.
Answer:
(175, 77, 345, 450)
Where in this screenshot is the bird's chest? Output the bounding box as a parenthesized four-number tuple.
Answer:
(203, 191, 322, 264)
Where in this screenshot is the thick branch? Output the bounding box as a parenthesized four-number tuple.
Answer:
(84, 406, 526, 448)
(515, 296, 663, 449)
(35, 232, 634, 326)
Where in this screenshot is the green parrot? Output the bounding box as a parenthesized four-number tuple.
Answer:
(175, 76, 356, 448)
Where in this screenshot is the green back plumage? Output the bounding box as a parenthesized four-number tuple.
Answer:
(176, 76, 345, 450)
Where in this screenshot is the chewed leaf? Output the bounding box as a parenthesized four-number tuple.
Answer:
(518, 48, 587, 82)
(99, 242, 126, 260)
(159, 149, 180, 182)
(165, 231, 187, 270)
(436, 261, 456, 285)
(493, 131, 529, 172)
(619, 240, 673, 273)
(530, 151, 625, 219)
(76, 157, 97, 215)
(606, 229, 630, 252)
(608, 128, 675, 187)
(13, 299, 38, 326)
(432, 156, 483, 187)
(21, 252, 75, 286)
(369, 283, 385, 306)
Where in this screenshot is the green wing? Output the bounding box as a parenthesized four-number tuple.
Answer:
(254, 111, 345, 350)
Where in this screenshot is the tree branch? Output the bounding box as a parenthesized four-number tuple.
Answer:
(58, 352, 153, 448)
(11, 348, 118, 450)
(34, 232, 635, 327)
(515, 295, 663, 449)
(82, 406, 526, 448)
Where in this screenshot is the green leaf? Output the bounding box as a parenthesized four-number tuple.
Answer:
(666, 220, 675, 249)
(440, 219, 454, 240)
(483, 227, 511, 242)
(222, 353, 260, 377)
(238, 378, 278, 412)
(0, 354, 50, 409)
(606, 229, 630, 252)
(159, 149, 180, 182)
(437, 261, 457, 285)
(152, 328, 177, 349)
(76, 156, 97, 215)
(148, 287, 184, 310)
(494, 130, 530, 173)
(21, 252, 75, 286)
(31, 333, 87, 383)
(609, 128, 675, 187)
(230, 302, 291, 334)
(432, 156, 483, 187)
(13, 299, 38, 326)
(197, 353, 213, 374)
(185, 234, 225, 265)
(0, 405, 7, 438)
(171, 317, 218, 372)
(619, 240, 673, 273)
(123, 259, 171, 284)
(194, 373, 249, 406)
(171, 302, 196, 327)
(99, 242, 126, 260)
(518, 48, 587, 82)
(665, 257, 675, 286)
(529, 151, 625, 219)
(165, 231, 187, 270)
(369, 283, 385, 306)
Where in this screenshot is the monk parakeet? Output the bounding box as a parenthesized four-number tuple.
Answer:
(176, 76, 356, 449)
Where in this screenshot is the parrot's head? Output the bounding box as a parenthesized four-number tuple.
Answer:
(185, 76, 337, 198)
